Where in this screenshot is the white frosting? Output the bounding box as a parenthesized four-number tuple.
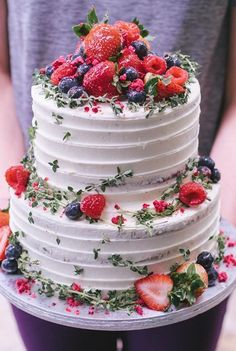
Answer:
(8, 79, 221, 292)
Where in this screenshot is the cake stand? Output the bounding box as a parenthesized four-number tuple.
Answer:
(0, 219, 236, 331)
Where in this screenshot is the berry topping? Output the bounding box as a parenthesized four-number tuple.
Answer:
(129, 78, 144, 92)
(143, 55, 167, 75)
(153, 200, 169, 213)
(197, 166, 212, 177)
(45, 65, 54, 78)
(0, 226, 11, 261)
(176, 262, 208, 297)
(83, 61, 118, 98)
(211, 168, 221, 183)
(196, 251, 214, 270)
(51, 56, 66, 70)
(218, 271, 228, 283)
(5, 165, 30, 196)
(77, 63, 92, 76)
(80, 194, 106, 220)
(68, 86, 84, 98)
(127, 90, 146, 104)
(58, 77, 79, 93)
(5, 243, 22, 260)
(165, 66, 188, 86)
(120, 67, 138, 81)
(179, 182, 207, 207)
(50, 62, 77, 85)
(207, 266, 218, 287)
(0, 210, 9, 228)
(84, 24, 122, 62)
(135, 274, 173, 311)
(157, 80, 185, 99)
(131, 41, 148, 59)
(1, 258, 18, 274)
(114, 21, 140, 46)
(198, 156, 215, 171)
(65, 202, 83, 220)
(118, 48, 144, 74)
(164, 54, 181, 69)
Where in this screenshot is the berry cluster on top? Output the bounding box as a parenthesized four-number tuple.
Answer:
(37, 8, 196, 107)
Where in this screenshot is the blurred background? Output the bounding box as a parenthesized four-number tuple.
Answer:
(0, 291, 236, 351)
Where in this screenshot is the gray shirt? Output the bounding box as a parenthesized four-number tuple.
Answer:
(7, 0, 236, 154)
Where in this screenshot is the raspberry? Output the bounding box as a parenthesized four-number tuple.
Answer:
(114, 21, 140, 46)
(165, 66, 189, 86)
(218, 272, 228, 282)
(83, 61, 118, 98)
(50, 62, 77, 85)
(118, 48, 144, 74)
(153, 200, 169, 213)
(84, 24, 122, 62)
(129, 79, 144, 92)
(80, 194, 106, 219)
(179, 182, 207, 207)
(5, 165, 30, 196)
(51, 56, 66, 70)
(143, 55, 167, 75)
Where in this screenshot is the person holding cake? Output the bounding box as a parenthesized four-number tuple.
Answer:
(0, 1, 236, 351)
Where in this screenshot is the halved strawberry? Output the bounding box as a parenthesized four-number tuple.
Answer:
(0, 226, 11, 261)
(135, 274, 173, 311)
(176, 262, 208, 297)
(165, 66, 189, 86)
(0, 211, 9, 228)
(84, 24, 122, 62)
(114, 21, 140, 46)
(80, 194, 106, 220)
(157, 80, 185, 99)
(83, 61, 118, 98)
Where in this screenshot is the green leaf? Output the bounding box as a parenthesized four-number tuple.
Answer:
(132, 17, 149, 38)
(145, 77, 159, 96)
(73, 23, 91, 37)
(87, 7, 99, 26)
(187, 263, 196, 276)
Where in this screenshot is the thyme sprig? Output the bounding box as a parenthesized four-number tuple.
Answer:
(214, 233, 227, 264)
(108, 254, 149, 276)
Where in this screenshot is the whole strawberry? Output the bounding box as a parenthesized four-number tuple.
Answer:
(83, 61, 118, 98)
(84, 24, 122, 62)
(179, 182, 207, 207)
(50, 62, 77, 85)
(5, 165, 30, 196)
(114, 21, 140, 46)
(80, 194, 106, 220)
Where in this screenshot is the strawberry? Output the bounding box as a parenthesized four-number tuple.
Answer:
(50, 62, 77, 85)
(80, 194, 106, 220)
(84, 24, 122, 62)
(83, 61, 118, 98)
(51, 56, 66, 70)
(0, 211, 9, 228)
(118, 48, 144, 74)
(165, 66, 189, 86)
(176, 262, 208, 297)
(0, 226, 11, 261)
(157, 80, 185, 99)
(135, 274, 173, 311)
(5, 165, 30, 196)
(179, 182, 207, 207)
(143, 55, 167, 75)
(114, 21, 140, 46)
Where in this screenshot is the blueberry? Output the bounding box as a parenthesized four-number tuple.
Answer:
(211, 168, 221, 183)
(77, 45, 86, 58)
(65, 202, 83, 220)
(196, 251, 214, 269)
(45, 65, 54, 78)
(68, 86, 84, 98)
(127, 90, 146, 104)
(1, 258, 18, 274)
(164, 54, 181, 69)
(5, 244, 22, 260)
(131, 41, 148, 59)
(77, 63, 92, 76)
(207, 266, 218, 287)
(198, 156, 215, 171)
(58, 77, 79, 93)
(197, 166, 212, 177)
(120, 67, 138, 81)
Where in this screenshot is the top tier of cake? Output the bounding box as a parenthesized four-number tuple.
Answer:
(32, 79, 200, 194)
